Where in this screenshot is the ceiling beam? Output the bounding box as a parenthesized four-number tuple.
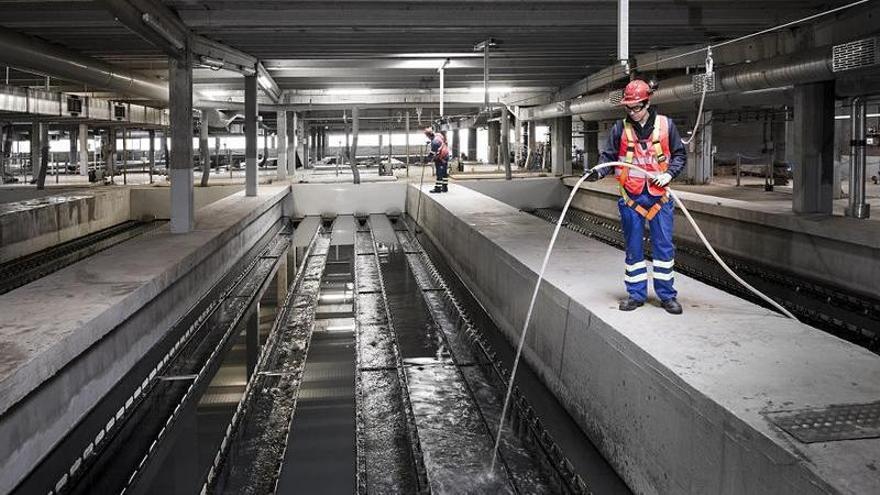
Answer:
(99, 0, 282, 102)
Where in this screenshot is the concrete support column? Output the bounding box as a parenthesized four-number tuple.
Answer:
(303, 125, 310, 169)
(451, 128, 460, 162)
(160, 130, 169, 177)
(585, 120, 599, 168)
(321, 128, 327, 159)
(148, 129, 155, 183)
(78, 123, 88, 176)
(514, 117, 523, 167)
(170, 49, 195, 232)
(501, 109, 511, 179)
(310, 127, 317, 165)
(351, 106, 361, 184)
(288, 112, 297, 175)
(276, 110, 288, 180)
(68, 127, 77, 169)
(36, 123, 49, 189)
(792, 82, 834, 214)
(405, 111, 411, 174)
(686, 111, 713, 184)
(378, 132, 383, 160)
(30, 121, 40, 181)
(244, 73, 258, 197)
(214, 136, 220, 173)
(551, 116, 572, 176)
(467, 127, 477, 161)
(107, 128, 117, 182)
(527, 121, 537, 152)
(199, 111, 210, 187)
(488, 121, 500, 164)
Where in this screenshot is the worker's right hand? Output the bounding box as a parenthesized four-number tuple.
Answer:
(584, 169, 601, 182)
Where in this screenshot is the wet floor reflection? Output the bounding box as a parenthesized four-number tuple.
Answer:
(277, 244, 357, 493)
(132, 251, 286, 494)
(377, 242, 449, 361)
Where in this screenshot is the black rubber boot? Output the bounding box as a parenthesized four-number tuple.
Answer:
(429, 186, 442, 193)
(619, 298, 644, 311)
(441, 184, 448, 192)
(661, 298, 683, 315)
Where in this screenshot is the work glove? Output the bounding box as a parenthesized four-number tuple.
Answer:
(584, 169, 602, 182)
(652, 172, 673, 187)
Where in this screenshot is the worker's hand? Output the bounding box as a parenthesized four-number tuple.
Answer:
(652, 172, 673, 187)
(584, 169, 601, 182)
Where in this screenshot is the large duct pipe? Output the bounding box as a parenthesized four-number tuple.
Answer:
(523, 48, 833, 121)
(0, 26, 168, 102)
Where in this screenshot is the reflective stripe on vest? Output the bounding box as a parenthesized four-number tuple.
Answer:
(616, 115, 672, 197)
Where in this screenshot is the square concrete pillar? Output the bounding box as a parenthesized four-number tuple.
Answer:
(501, 110, 511, 179)
(288, 112, 298, 175)
(488, 121, 500, 164)
(277, 110, 288, 180)
(199, 112, 210, 187)
(792, 82, 834, 214)
(551, 116, 572, 176)
(585, 120, 599, 168)
(527, 121, 537, 152)
(467, 127, 477, 161)
(78, 123, 89, 176)
(30, 122, 40, 180)
(245, 74, 258, 197)
(685, 111, 713, 184)
(169, 50, 194, 233)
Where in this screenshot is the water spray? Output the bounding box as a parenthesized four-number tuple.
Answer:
(489, 161, 797, 472)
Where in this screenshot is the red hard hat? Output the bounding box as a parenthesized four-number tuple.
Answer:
(620, 80, 652, 106)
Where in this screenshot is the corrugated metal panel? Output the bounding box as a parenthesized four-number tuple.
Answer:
(128, 104, 145, 123)
(28, 88, 60, 115)
(0, 85, 28, 113)
(87, 98, 110, 120)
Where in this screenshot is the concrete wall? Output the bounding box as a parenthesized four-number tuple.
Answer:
(566, 181, 880, 299)
(0, 187, 290, 492)
(290, 182, 406, 216)
(0, 188, 130, 263)
(405, 184, 880, 495)
(129, 184, 244, 220)
(458, 177, 565, 210)
(0, 185, 247, 263)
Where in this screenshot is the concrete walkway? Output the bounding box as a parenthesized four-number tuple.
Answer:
(408, 182, 880, 495)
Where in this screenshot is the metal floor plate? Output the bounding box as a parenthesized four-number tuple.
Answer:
(765, 401, 880, 443)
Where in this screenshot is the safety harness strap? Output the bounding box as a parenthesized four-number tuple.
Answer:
(619, 186, 668, 220)
(652, 118, 668, 167)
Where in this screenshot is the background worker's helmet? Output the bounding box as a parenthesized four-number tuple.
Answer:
(620, 79, 652, 106)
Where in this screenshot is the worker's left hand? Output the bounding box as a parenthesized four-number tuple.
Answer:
(652, 172, 673, 187)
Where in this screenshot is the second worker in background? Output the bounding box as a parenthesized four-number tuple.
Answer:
(424, 127, 450, 193)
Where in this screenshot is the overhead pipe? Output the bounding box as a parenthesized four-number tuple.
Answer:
(0, 26, 168, 102)
(522, 48, 834, 121)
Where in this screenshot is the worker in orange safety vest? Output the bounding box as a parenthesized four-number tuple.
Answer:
(585, 79, 687, 314)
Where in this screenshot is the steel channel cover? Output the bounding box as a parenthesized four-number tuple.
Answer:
(765, 401, 880, 443)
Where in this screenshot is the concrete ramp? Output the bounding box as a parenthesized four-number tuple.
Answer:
(407, 182, 880, 495)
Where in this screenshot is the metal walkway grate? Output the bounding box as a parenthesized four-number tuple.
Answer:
(765, 401, 880, 443)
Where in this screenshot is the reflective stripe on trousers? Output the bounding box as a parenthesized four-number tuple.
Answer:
(435, 160, 448, 187)
(618, 191, 677, 302)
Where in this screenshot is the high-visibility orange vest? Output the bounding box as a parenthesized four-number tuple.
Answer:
(616, 115, 671, 197)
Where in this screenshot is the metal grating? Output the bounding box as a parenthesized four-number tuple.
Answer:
(764, 401, 880, 443)
(692, 72, 716, 94)
(832, 37, 879, 72)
